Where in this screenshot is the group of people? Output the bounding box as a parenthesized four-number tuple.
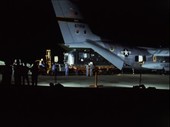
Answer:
(1, 59, 39, 86)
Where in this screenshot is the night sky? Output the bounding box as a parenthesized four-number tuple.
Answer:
(0, 0, 169, 63)
(78, 0, 169, 47)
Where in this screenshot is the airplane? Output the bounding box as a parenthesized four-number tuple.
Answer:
(51, 0, 170, 73)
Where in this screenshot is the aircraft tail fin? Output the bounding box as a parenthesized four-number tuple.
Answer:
(51, 0, 100, 46)
(51, 0, 124, 70)
(51, 0, 83, 20)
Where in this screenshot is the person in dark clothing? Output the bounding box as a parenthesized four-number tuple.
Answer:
(13, 59, 22, 85)
(21, 62, 30, 85)
(1, 60, 12, 85)
(31, 61, 39, 86)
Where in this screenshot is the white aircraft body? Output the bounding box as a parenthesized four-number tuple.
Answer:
(51, 0, 169, 73)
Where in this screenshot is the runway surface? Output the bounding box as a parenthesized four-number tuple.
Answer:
(0, 73, 169, 89)
(30, 74, 169, 89)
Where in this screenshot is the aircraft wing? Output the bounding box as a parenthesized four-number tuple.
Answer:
(85, 39, 124, 70)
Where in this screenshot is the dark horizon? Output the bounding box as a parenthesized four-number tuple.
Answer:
(0, 0, 169, 62)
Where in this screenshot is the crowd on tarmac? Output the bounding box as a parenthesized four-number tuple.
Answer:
(1, 59, 97, 86)
(0, 59, 39, 86)
(51, 61, 96, 77)
(64, 62, 96, 77)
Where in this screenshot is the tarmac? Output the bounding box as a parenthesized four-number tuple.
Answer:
(33, 73, 169, 90)
(0, 73, 169, 89)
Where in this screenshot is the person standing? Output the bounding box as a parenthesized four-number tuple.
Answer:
(21, 62, 30, 85)
(89, 62, 94, 76)
(52, 62, 57, 83)
(13, 59, 22, 85)
(85, 64, 89, 77)
(31, 61, 39, 86)
(65, 63, 69, 76)
(1, 60, 12, 85)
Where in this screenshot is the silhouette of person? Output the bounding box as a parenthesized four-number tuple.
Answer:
(52, 62, 56, 76)
(89, 62, 94, 76)
(13, 59, 22, 85)
(65, 63, 69, 76)
(21, 62, 30, 85)
(85, 64, 89, 76)
(1, 60, 12, 85)
(52, 62, 58, 83)
(31, 61, 39, 86)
